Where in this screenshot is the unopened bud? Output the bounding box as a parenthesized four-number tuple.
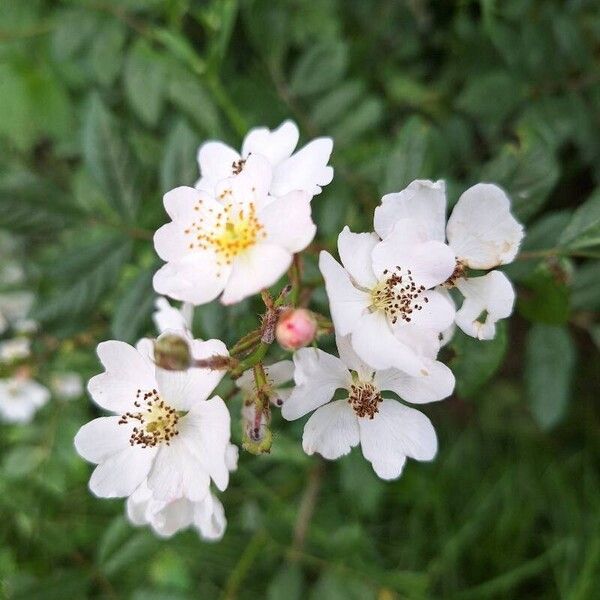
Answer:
(242, 400, 272, 454)
(153, 334, 192, 371)
(275, 308, 317, 351)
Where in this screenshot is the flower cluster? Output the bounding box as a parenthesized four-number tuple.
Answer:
(76, 121, 524, 542)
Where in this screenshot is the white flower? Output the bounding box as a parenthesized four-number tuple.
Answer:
(0, 291, 34, 335)
(74, 336, 231, 500)
(0, 375, 50, 424)
(282, 337, 452, 479)
(236, 360, 294, 407)
(152, 297, 194, 334)
(319, 225, 456, 376)
(154, 155, 316, 305)
(126, 444, 238, 540)
(196, 120, 333, 200)
(51, 372, 84, 400)
(374, 180, 524, 339)
(0, 337, 31, 363)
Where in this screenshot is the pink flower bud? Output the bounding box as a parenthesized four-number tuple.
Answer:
(276, 308, 317, 351)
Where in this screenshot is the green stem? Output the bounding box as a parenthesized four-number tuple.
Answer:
(288, 254, 301, 306)
(229, 330, 261, 356)
(231, 342, 269, 378)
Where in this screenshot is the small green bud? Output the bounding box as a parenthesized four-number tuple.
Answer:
(153, 334, 192, 371)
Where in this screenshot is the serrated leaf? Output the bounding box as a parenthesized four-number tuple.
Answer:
(124, 39, 168, 126)
(160, 119, 201, 192)
(111, 267, 156, 342)
(290, 40, 347, 97)
(33, 235, 132, 323)
(525, 324, 575, 429)
(82, 94, 140, 221)
(450, 322, 508, 398)
(89, 19, 127, 87)
(559, 189, 600, 250)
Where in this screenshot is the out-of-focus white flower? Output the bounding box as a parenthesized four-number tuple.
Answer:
(51, 372, 84, 400)
(74, 336, 231, 500)
(0, 375, 50, 424)
(319, 225, 456, 376)
(236, 360, 294, 408)
(126, 443, 238, 540)
(0, 291, 34, 335)
(374, 180, 524, 339)
(152, 297, 194, 334)
(196, 120, 333, 200)
(0, 337, 31, 363)
(154, 155, 316, 305)
(282, 337, 451, 480)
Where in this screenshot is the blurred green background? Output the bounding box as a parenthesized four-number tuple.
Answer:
(1, 0, 600, 598)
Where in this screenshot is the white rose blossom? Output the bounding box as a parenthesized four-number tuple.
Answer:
(153, 154, 316, 305)
(282, 336, 452, 479)
(0, 375, 50, 424)
(196, 120, 333, 200)
(74, 334, 231, 500)
(319, 224, 456, 377)
(374, 180, 524, 340)
(236, 360, 294, 407)
(126, 444, 238, 540)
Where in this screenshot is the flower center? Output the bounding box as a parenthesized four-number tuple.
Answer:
(119, 389, 180, 448)
(443, 259, 466, 288)
(185, 200, 266, 266)
(348, 381, 382, 419)
(370, 267, 427, 324)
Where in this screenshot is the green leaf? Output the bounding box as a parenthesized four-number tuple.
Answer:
(518, 262, 571, 324)
(290, 40, 348, 97)
(383, 116, 436, 194)
(268, 564, 304, 600)
(111, 267, 156, 342)
(2, 447, 45, 478)
(481, 137, 559, 222)
(450, 322, 508, 398)
(33, 235, 132, 323)
(311, 80, 365, 127)
(559, 189, 600, 250)
(82, 94, 140, 221)
(571, 260, 600, 311)
(89, 19, 127, 87)
(161, 118, 201, 192)
(124, 38, 168, 126)
(96, 516, 132, 566)
(525, 324, 575, 429)
(331, 97, 384, 147)
(339, 450, 384, 517)
(309, 571, 375, 600)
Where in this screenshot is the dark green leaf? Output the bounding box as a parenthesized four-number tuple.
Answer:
(161, 119, 201, 192)
(525, 324, 575, 429)
(559, 189, 600, 250)
(290, 40, 347, 97)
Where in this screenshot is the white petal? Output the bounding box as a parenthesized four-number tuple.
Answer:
(302, 400, 359, 460)
(371, 231, 456, 288)
(358, 400, 437, 480)
(152, 297, 190, 334)
(241, 120, 299, 165)
(351, 311, 427, 377)
(319, 251, 371, 336)
(337, 227, 379, 288)
(374, 359, 455, 404)
(271, 138, 334, 198)
(88, 341, 157, 413)
(163, 186, 208, 221)
(155, 337, 228, 410)
(216, 153, 273, 207)
(265, 360, 294, 387)
(282, 348, 351, 420)
(89, 446, 156, 498)
(196, 141, 241, 193)
(153, 254, 227, 306)
(74, 416, 132, 463)
(447, 183, 524, 269)
(194, 492, 227, 541)
(180, 396, 231, 491)
(260, 191, 316, 253)
(126, 483, 152, 526)
(335, 334, 373, 380)
(393, 289, 456, 332)
(151, 498, 195, 538)
(221, 243, 292, 305)
(374, 179, 447, 241)
(147, 440, 211, 503)
(225, 443, 239, 472)
(455, 271, 515, 340)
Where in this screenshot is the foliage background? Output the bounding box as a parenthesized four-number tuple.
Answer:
(1, 0, 600, 598)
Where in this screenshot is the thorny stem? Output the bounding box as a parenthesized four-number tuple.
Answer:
(230, 342, 269, 379)
(229, 329, 262, 357)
